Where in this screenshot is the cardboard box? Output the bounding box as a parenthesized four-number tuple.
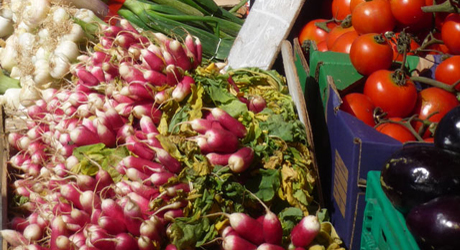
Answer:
(293, 39, 434, 249)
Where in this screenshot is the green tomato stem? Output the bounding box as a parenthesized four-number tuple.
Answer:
(421, 0, 460, 13)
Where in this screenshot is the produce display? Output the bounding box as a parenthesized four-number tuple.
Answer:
(0, 0, 345, 250)
(298, 0, 460, 143)
(297, 0, 460, 249)
(381, 106, 460, 249)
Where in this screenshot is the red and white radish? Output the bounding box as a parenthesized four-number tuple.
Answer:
(290, 215, 321, 248)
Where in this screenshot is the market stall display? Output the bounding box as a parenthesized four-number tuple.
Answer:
(0, 0, 344, 249)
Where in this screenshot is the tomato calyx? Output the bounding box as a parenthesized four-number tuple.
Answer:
(391, 69, 410, 86)
(315, 19, 337, 33)
(421, 0, 460, 13)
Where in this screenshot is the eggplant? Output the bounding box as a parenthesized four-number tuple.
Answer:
(434, 105, 460, 154)
(406, 195, 460, 250)
(380, 145, 460, 214)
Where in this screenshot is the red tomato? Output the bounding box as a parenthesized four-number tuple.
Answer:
(434, 55, 460, 91)
(363, 69, 418, 118)
(412, 87, 459, 137)
(299, 19, 338, 46)
(350, 0, 366, 13)
(341, 93, 376, 127)
(388, 33, 420, 61)
(332, 0, 352, 20)
(330, 30, 359, 53)
(349, 33, 394, 76)
(442, 14, 460, 54)
(326, 25, 355, 49)
(351, 0, 396, 34)
(317, 40, 329, 52)
(390, 0, 429, 26)
(376, 118, 416, 143)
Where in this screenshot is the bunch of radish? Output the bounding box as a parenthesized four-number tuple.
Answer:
(218, 193, 321, 250)
(2, 18, 203, 250)
(181, 107, 255, 173)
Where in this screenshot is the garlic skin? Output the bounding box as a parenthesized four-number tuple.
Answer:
(23, 0, 51, 28)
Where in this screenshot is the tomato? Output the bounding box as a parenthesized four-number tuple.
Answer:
(434, 55, 460, 91)
(330, 30, 359, 53)
(349, 33, 394, 76)
(326, 25, 355, 49)
(350, 0, 365, 13)
(388, 33, 420, 61)
(341, 92, 376, 127)
(299, 19, 338, 46)
(351, 0, 396, 34)
(376, 118, 416, 143)
(317, 40, 329, 52)
(441, 14, 460, 54)
(363, 70, 418, 118)
(332, 0, 352, 20)
(390, 0, 429, 26)
(412, 87, 459, 137)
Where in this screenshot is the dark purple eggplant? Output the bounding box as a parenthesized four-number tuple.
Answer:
(406, 195, 460, 250)
(380, 145, 460, 214)
(434, 105, 460, 154)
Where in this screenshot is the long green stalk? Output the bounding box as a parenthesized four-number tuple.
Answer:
(147, 0, 204, 16)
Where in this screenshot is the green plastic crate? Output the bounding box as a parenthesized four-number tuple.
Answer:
(361, 171, 420, 250)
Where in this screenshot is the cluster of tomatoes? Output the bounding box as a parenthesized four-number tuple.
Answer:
(299, 0, 460, 143)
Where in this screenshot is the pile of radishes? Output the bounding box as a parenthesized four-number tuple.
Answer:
(2, 20, 203, 250)
(0, 15, 336, 250)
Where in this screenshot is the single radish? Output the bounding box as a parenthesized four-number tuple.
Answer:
(168, 39, 192, 71)
(129, 181, 159, 199)
(141, 49, 166, 72)
(50, 216, 68, 250)
(165, 64, 183, 86)
(196, 128, 240, 154)
(228, 147, 254, 173)
(172, 75, 194, 102)
(115, 232, 140, 250)
(0, 229, 28, 247)
(55, 235, 73, 249)
(206, 107, 247, 138)
(123, 155, 164, 174)
(98, 216, 127, 235)
(143, 69, 168, 87)
(88, 227, 116, 249)
(125, 135, 156, 160)
(139, 115, 159, 135)
(22, 223, 43, 242)
(248, 192, 283, 246)
(69, 231, 86, 248)
(152, 147, 181, 174)
(69, 125, 101, 146)
(290, 215, 321, 248)
(206, 152, 231, 166)
(101, 198, 125, 222)
(139, 219, 163, 243)
(211, 212, 264, 245)
(222, 234, 258, 250)
(257, 243, 285, 250)
(165, 244, 178, 250)
(150, 171, 176, 186)
(248, 95, 267, 113)
(123, 198, 144, 236)
(79, 190, 102, 213)
(138, 235, 156, 250)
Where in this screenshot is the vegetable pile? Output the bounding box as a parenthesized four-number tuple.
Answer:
(299, 0, 460, 143)
(380, 106, 460, 250)
(1, 11, 343, 250)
